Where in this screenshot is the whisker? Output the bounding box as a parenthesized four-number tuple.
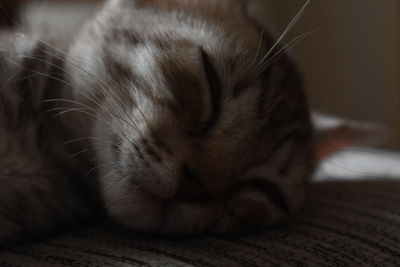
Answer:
(8, 54, 144, 145)
(254, 0, 311, 72)
(0, 1, 21, 29)
(87, 161, 122, 175)
(41, 41, 147, 138)
(20, 41, 131, 129)
(63, 136, 114, 145)
(0, 67, 21, 90)
(44, 97, 143, 140)
(257, 29, 317, 75)
(7, 55, 100, 110)
(6, 34, 150, 156)
(49, 107, 115, 129)
(269, 29, 317, 62)
(21, 36, 148, 141)
(16, 54, 104, 108)
(68, 147, 93, 159)
(44, 98, 111, 126)
(249, 30, 265, 70)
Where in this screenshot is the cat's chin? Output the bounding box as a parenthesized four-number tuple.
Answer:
(102, 179, 288, 235)
(104, 188, 235, 235)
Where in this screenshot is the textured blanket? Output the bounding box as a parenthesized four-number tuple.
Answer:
(1, 2, 400, 266)
(1, 179, 400, 266)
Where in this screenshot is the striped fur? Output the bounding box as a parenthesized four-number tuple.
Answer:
(0, 0, 313, 244)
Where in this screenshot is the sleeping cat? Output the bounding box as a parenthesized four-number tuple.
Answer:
(0, 0, 315, 245)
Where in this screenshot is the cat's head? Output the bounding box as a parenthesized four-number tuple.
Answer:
(66, 0, 313, 234)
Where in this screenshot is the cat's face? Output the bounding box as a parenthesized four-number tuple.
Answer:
(67, 0, 313, 234)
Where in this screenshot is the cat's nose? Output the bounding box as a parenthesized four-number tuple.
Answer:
(175, 164, 209, 203)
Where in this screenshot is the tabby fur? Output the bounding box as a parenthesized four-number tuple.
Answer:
(0, 0, 313, 244)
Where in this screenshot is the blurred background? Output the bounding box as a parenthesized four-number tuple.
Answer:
(1, 0, 399, 149)
(250, 0, 400, 149)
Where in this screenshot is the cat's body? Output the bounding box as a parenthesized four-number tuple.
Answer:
(0, 32, 101, 244)
(0, 0, 313, 245)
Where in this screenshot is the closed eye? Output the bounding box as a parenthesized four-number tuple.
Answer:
(200, 49, 221, 133)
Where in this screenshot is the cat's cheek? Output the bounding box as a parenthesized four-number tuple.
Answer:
(132, 167, 180, 199)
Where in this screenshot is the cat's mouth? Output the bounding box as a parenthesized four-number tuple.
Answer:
(119, 178, 281, 235)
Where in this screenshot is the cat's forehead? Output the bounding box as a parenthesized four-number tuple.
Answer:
(101, 17, 258, 89)
(100, 0, 262, 58)
(94, 0, 285, 128)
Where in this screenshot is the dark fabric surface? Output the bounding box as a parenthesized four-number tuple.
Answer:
(1, 179, 400, 266)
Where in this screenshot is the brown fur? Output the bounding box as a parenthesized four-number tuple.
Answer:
(0, 0, 313, 243)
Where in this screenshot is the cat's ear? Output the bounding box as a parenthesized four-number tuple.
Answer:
(312, 112, 386, 161)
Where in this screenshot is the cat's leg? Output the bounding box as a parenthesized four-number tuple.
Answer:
(0, 166, 93, 245)
(0, 31, 96, 245)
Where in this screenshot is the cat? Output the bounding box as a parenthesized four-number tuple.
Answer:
(0, 0, 319, 245)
